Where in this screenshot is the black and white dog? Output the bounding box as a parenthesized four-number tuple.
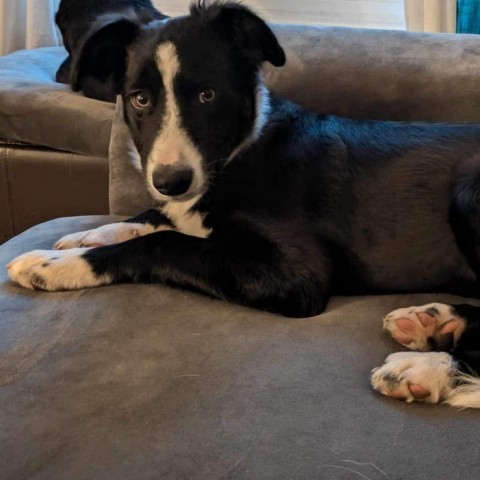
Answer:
(9, 1, 480, 408)
(55, 0, 167, 101)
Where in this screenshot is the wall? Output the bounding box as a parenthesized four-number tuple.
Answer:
(152, 0, 406, 30)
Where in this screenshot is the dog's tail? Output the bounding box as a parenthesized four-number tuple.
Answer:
(445, 373, 480, 409)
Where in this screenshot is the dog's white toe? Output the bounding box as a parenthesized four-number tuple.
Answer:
(383, 303, 466, 351)
(7, 248, 108, 291)
(371, 351, 456, 404)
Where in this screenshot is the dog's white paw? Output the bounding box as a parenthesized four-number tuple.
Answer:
(383, 303, 466, 351)
(6, 248, 109, 291)
(53, 222, 159, 249)
(371, 351, 456, 404)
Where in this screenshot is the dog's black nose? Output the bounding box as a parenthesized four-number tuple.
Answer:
(153, 167, 193, 197)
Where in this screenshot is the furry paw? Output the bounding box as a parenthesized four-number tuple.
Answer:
(383, 303, 466, 351)
(53, 222, 158, 249)
(6, 249, 109, 291)
(371, 351, 455, 404)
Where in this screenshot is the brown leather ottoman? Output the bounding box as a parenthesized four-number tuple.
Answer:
(0, 139, 108, 243)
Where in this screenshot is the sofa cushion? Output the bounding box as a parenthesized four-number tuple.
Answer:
(0, 47, 114, 157)
(1, 216, 480, 480)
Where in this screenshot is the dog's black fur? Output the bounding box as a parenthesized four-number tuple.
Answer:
(55, 0, 167, 101)
(51, 2, 480, 318)
(448, 304, 480, 374)
(9, 1, 480, 404)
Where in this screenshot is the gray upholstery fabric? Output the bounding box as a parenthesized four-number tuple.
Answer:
(1, 217, 480, 480)
(268, 25, 480, 121)
(109, 98, 156, 215)
(0, 47, 113, 157)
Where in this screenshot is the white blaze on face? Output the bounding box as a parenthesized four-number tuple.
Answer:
(147, 41, 205, 200)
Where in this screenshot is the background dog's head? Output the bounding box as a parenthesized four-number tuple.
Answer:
(56, 0, 166, 100)
(73, 1, 286, 201)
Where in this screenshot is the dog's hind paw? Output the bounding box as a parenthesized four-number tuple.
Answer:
(371, 351, 456, 404)
(383, 303, 466, 352)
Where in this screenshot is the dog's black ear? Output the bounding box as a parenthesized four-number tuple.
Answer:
(191, 1, 286, 67)
(71, 16, 140, 102)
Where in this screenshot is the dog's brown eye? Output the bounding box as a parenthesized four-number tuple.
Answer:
(199, 88, 215, 104)
(131, 92, 151, 109)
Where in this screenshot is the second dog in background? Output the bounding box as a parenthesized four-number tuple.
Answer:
(55, 0, 167, 102)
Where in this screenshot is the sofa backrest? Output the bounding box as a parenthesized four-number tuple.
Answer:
(269, 24, 480, 122)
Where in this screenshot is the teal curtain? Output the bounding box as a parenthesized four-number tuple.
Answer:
(457, 0, 480, 33)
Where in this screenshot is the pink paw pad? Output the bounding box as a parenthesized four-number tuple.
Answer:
(408, 383, 431, 399)
(393, 317, 417, 345)
(384, 304, 467, 352)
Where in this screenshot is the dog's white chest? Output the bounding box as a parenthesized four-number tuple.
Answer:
(160, 197, 211, 238)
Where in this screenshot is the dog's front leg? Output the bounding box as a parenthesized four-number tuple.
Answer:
(53, 209, 172, 249)
(8, 229, 331, 317)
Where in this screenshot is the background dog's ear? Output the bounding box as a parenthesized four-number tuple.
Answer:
(192, 1, 286, 67)
(71, 16, 140, 102)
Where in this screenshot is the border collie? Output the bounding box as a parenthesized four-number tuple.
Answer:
(9, 1, 480, 408)
(55, 0, 167, 102)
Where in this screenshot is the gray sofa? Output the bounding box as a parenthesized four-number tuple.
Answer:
(2, 25, 480, 480)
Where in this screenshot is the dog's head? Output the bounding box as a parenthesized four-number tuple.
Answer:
(73, 1, 285, 201)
